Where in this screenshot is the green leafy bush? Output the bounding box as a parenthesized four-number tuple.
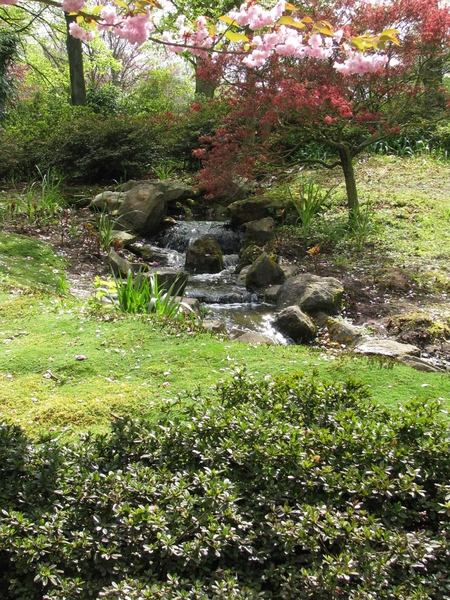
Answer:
(0, 370, 449, 599)
(0, 103, 170, 182)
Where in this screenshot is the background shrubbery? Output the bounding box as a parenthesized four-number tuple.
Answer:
(0, 92, 228, 183)
(0, 370, 449, 599)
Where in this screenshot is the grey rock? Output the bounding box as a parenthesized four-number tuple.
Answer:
(231, 331, 277, 345)
(108, 250, 133, 278)
(399, 355, 446, 372)
(92, 191, 125, 210)
(235, 244, 263, 274)
(245, 252, 286, 292)
(175, 296, 200, 315)
(277, 273, 343, 314)
(148, 269, 189, 297)
(274, 306, 316, 343)
(326, 317, 370, 347)
(264, 285, 281, 304)
(117, 184, 167, 235)
(354, 338, 420, 358)
(244, 217, 276, 246)
(110, 231, 138, 247)
(120, 179, 194, 201)
(280, 264, 300, 279)
(228, 195, 294, 227)
(185, 236, 224, 274)
(155, 180, 195, 204)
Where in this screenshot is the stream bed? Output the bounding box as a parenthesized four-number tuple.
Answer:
(134, 219, 290, 344)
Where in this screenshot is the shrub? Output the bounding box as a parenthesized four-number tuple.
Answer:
(0, 370, 449, 599)
(0, 103, 171, 182)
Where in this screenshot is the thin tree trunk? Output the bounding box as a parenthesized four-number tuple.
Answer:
(194, 57, 216, 98)
(338, 146, 359, 215)
(422, 56, 445, 115)
(65, 13, 86, 106)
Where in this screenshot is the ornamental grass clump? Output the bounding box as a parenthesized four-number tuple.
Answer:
(95, 269, 191, 318)
(0, 369, 449, 599)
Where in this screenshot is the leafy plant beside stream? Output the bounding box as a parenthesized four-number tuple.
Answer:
(93, 270, 192, 318)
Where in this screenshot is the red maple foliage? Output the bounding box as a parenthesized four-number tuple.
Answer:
(195, 0, 450, 213)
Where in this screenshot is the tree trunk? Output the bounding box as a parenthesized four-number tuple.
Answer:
(422, 56, 446, 115)
(194, 57, 216, 98)
(65, 13, 86, 106)
(338, 146, 359, 215)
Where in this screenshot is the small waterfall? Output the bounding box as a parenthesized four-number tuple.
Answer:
(137, 219, 291, 344)
(160, 221, 244, 254)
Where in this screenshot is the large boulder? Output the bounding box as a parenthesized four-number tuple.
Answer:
(274, 306, 317, 343)
(354, 339, 421, 358)
(185, 236, 224, 274)
(277, 273, 343, 315)
(244, 217, 276, 246)
(245, 252, 286, 292)
(228, 195, 292, 227)
(92, 191, 125, 211)
(117, 184, 167, 235)
(120, 179, 194, 204)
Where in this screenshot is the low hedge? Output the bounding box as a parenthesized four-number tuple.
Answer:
(0, 97, 228, 183)
(0, 370, 449, 599)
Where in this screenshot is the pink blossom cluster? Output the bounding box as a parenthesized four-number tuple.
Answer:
(0, 0, 391, 76)
(163, 15, 215, 57)
(116, 9, 154, 45)
(229, 0, 285, 30)
(100, 5, 118, 27)
(61, 0, 85, 12)
(334, 50, 388, 75)
(69, 21, 94, 41)
(242, 28, 335, 68)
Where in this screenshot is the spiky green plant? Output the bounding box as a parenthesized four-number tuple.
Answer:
(96, 269, 191, 318)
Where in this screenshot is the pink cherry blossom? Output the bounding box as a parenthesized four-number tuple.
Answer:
(334, 51, 388, 75)
(0, 0, 18, 5)
(68, 22, 94, 41)
(100, 5, 117, 26)
(117, 9, 155, 46)
(230, 0, 285, 30)
(62, 0, 85, 13)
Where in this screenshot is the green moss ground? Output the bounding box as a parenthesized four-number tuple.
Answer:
(1, 156, 449, 437)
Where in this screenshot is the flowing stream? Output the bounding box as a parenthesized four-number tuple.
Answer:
(134, 220, 289, 344)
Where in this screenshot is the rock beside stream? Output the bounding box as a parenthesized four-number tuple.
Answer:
(185, 236, 224, 274)
(277, 273, 344, 314)
(245, 252, 286, 291)
(274, 306, 316, 343)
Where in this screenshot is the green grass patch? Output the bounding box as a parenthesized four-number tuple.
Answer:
(0, 291, 448, 437)
(0, 231, 68, 291)
(1, 158, 449, 437)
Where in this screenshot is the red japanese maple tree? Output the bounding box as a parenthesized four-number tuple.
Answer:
(194, 0, 450, 214)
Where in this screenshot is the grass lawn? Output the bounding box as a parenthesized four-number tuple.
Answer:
(0, 155, 449, 438)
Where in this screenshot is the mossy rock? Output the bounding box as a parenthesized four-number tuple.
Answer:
(387, 311, 449, 343)
(228, 195, 295, 227)
(185, 236, 224, 274)
(235, 244, 263, 274)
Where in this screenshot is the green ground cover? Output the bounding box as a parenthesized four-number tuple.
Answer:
(0, 284, 448, 437)
(0, 155, 449, 438)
